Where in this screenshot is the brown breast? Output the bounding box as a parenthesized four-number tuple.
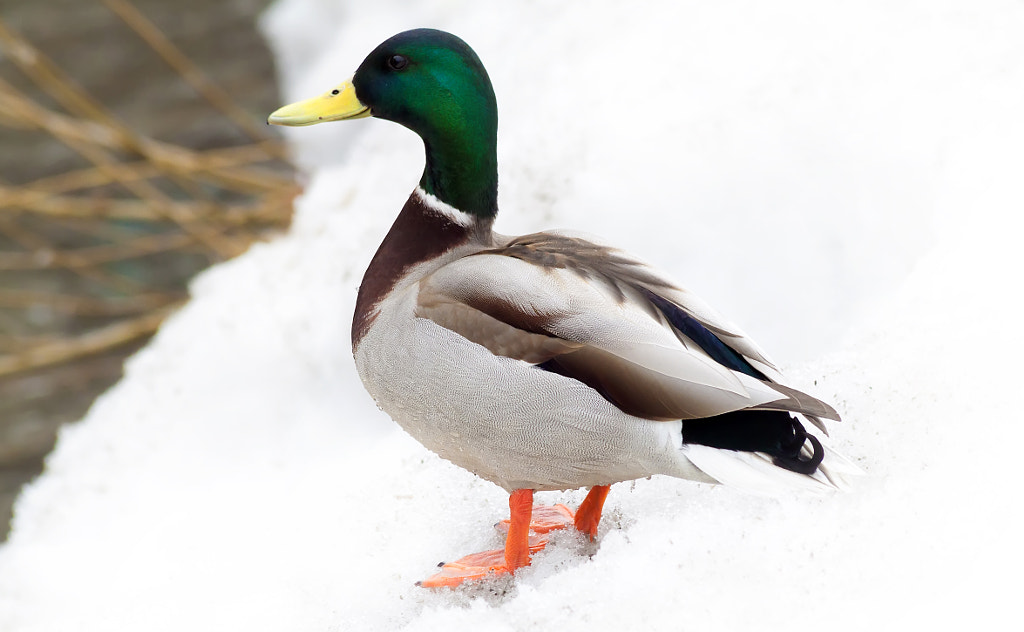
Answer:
(351, 191, 479, 349)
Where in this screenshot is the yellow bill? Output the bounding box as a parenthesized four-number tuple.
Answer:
(267, 78, 370, 126)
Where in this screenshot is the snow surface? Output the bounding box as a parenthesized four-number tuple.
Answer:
(2, 1, 1023, 630)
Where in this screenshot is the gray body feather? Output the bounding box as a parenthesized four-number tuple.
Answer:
(353, 190, 858, 494)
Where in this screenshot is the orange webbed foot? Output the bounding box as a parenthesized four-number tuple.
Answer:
(418, 549, 508, 588)
(418, 486, 612, 589)
(420, 489, 537, 589)
(495, 503, 575, 535)
(417, 534, 551, 588)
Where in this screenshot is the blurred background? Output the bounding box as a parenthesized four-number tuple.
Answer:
(0, 0, 294, 540)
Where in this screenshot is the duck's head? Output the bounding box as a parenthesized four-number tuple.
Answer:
(269, 28, 498, 218)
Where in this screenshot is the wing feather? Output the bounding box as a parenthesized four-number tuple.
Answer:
(416, 235, 838, 423)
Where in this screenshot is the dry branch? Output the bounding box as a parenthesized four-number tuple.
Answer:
(0, 289, 180, 316)
(0, 302, 185, 378)
(0, 3, 296, 381)
(0, 232, 199, 270)
(0, 76, 244, 258)
(102, 0, 284, 155)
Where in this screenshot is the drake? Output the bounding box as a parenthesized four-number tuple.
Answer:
(269, 28, 857, 588)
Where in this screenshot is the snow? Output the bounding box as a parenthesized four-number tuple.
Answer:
(2, 1, 1023, 630)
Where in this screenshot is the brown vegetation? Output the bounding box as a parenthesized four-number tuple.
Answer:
(0, 0, 295, 538)
(0, 0, 295, 379)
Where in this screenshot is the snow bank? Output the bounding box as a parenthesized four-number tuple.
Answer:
(2, 1, 1021, 630)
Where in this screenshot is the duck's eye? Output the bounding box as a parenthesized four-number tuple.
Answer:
(387, 54, 409, 71)
(331, 89, 340, 95)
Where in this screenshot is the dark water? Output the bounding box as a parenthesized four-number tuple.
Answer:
(0, 0, 282, 539)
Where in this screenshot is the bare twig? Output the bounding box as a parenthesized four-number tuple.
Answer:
(0, 76, 244, 258)
(15, 143, 287, 196)
(0, 289, 181, 316)
(102, 0, 284, 156)
(0, 302, 184, 378)
(0, 87, 292, 195)
(0, 215, 149, 295)
(1, 185, 291, 228)
(0, 3, 296, 381)
(0, 232, 199, 270)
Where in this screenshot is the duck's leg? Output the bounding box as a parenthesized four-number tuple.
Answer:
(419, 489, 537, 588)
(420, 486, 613, 588)
(573, 484, 610, 540)
(495, 484, 611, 539)
(504, 488, 534, 569)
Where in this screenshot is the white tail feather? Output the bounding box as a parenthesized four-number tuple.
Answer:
(684, 429, 863, 496)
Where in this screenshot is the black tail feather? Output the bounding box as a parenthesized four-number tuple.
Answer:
(682, 410, 825, 475)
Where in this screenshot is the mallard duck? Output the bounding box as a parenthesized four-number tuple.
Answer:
(269, 28, 856, 588)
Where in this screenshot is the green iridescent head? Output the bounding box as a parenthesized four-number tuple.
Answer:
(269, 29, 499, 218)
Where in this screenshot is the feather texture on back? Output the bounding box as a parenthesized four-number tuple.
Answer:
(417, 231, 839, 424)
